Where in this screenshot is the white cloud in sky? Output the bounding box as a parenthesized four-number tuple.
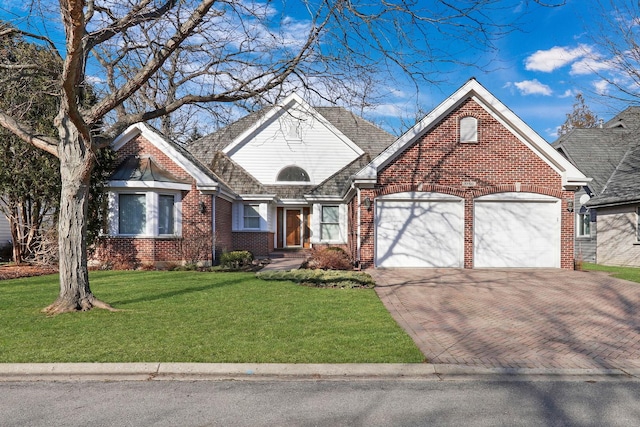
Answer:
(559, 89, 575, 98)
(593, 79, 610, 95)
(510, 79, 553, 96)
(525, 45, 592, 72)
(570, 56, 613, 75)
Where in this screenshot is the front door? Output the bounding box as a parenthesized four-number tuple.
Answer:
(285, 209, 302, 247)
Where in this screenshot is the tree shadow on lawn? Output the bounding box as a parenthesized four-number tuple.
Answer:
(106, 274, 249, 306)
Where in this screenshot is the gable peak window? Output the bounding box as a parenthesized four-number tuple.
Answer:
(277, 165, 310, 182)
(460, 116, 478, 143)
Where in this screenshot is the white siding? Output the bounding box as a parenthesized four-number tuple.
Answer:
(227, 107, 361, 185)
(0, 214, 10, 246)
(596, 206, 640, 267)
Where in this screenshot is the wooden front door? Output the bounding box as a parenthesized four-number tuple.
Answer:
(285, 210, 302, 247)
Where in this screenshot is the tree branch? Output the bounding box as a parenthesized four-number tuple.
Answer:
(0, 110, 59, 156)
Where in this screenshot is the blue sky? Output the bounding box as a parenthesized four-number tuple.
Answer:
(361, 0, 632, 141)
(0, 1, 632, 142)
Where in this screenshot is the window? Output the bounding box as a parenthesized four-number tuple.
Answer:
(577, 209, 590, 237)
(321, 205, 340, 241)
(244, 205, 260, 229)
(277, 166, 310, 182)
(460, 116, 478, 143)
(158, 195, 175, 235)
(119, 194, 146, 235)
(115, 192, 180, 236)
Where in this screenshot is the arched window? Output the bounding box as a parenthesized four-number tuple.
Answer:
(460, 116, 478, 143)
(277, 166, 310, 182)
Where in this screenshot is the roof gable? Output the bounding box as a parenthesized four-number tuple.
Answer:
(355, 78, 588, 189)
(111, 123, 232, 195)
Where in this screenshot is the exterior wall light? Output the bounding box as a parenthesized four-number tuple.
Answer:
(363, 197, 372, 210)
(566, 199, 574, 212)
(199, 201, 207, 214)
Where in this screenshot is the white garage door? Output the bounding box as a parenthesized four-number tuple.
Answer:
(375, 192, 464, 268)
(474, 193, 560, 268)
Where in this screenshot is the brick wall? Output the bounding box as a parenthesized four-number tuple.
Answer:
(232, 231, 274, 257)
(352, 98, 575, 269)
(93, 134, 215, 267)
(215, 197, 233, 259)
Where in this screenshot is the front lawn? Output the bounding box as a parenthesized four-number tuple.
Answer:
(0, 271, 424, 363)
(582, 262, 640, 283)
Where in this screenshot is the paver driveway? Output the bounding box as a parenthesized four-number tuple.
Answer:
(370, 268, 640, 370)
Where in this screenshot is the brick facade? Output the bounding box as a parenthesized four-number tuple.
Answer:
(350, 98, 575, 269)
(93, 134, 217, 267)
(232, 231, 274, 257)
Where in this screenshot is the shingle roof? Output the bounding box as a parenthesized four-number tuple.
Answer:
(553, 128, 633, 194)
(553, 107, 640, 207)
(186, 103, 395, 198)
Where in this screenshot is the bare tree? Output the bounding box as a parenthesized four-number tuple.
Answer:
(0, 0, 563, 313)
(582, 0, 640, 104)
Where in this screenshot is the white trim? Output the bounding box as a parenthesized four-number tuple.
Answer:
(108, 190, 182, 237)
(222, 93, 365, 158)
(108, 180, 192, 191)
(354, 79, 589, 189)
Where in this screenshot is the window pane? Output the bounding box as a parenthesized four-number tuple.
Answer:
(322, 206, 339, 223)
(460, 117, 478, 142)
(577, 213, 590, 236)
(321, 206, 340, 240)
(277, 166, 310, 182)
(244, 205, 260, 229)
(158, 195, 175, 235)
(119, 194, 146, 235)
(321, 224, 340, 241)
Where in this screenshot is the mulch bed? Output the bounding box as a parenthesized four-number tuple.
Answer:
(0, 264, 58, 280)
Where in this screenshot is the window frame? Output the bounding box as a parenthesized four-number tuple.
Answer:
(636, 207, 640, 242)
(320, 205, 341, 242)
(113, 191, 181, 237)
(276, 165, 310, 183)
(459, 116, 478, 143)
(243, 204, 261, 230)
(576, 211, 591, 237)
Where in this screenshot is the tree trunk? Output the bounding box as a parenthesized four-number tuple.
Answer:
(43, 117, 115, 314)
(9, 208, 22, 265)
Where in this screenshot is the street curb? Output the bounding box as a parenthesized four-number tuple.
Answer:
(0, 363, 639, 382)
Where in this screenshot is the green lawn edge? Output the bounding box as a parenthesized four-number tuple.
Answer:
(0, 271, 425, 364)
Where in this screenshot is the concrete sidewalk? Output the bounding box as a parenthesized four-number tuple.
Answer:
(1, 363, 639, 382)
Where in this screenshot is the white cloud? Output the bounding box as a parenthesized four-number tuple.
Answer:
(593, 79, 610, 95)
(570, 57, 613, 75)
(525, 45, 592, 72)
(512, 79, 553, 96)
(559, 89, 575, 98)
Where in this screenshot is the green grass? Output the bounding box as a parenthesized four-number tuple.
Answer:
(0, 271, 424, 363)
(582, 262, 640, 283)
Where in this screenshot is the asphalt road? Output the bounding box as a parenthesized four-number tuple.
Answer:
(2, 378, 640, 426)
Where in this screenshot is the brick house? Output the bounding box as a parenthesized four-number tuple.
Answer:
(97, 79, 587, 269)
(350, 79, 587, 269)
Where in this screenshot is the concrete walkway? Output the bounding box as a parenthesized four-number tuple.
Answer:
(259, 257, 304, 272)
(370, 268, 640, 371)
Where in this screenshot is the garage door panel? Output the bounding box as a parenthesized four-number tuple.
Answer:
(376, 198, 464, 268)
(474, 198, 560, 268)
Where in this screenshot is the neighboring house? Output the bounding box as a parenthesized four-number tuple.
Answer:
(187, 93, 394, 257)
(0, 213, 10, 251)
(99, 79, 587, 269)
(554, 107, 640, 266)
(351, 78, 587, 269)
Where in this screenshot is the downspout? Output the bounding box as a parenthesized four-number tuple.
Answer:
(355, 184, 361, 265)
(211, 190, 219, 265)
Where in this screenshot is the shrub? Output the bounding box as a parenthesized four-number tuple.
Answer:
(257, 269, 375, 289)
(305, 246, 352, 270)
(220, 250, 253, 270)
